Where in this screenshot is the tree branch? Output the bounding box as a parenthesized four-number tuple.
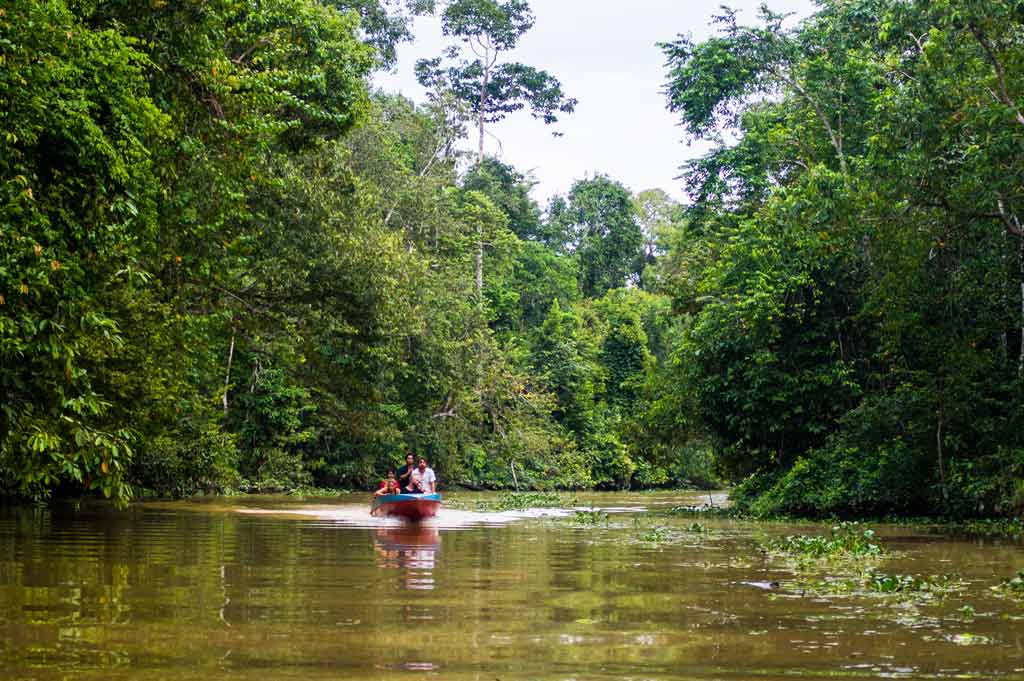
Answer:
(997, 195, 1024, 238)
(384, 134, 449, 226)
(232, 37, 272, 66)
(432, 393, 457, 418)
(775, 69, 847, 175)
(212, 285, 274, 316)
(969, 23, 1024, 128)
(735, 25, 847, 174)
(913, 195, 1023, 238)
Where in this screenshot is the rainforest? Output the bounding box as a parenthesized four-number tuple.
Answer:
(2, 0, 1024, 520)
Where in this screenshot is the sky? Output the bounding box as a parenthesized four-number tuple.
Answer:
(375, 0, 817, 206)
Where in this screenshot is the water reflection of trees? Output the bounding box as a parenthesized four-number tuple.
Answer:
(4, 506, 1024, 679)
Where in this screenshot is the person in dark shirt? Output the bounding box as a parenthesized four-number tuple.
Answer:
(396, 453, 416, 492)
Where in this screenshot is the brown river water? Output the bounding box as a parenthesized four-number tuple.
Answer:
(1, 491, 1023, 680)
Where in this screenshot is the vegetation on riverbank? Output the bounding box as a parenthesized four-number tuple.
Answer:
(658, 0, 1024, 519)
(0, 0, 712, 505)
(3, 0, 1024, 518)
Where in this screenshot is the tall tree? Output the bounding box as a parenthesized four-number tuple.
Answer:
(414, 0, 575, 293)
(463, 157, 543, 240)
(661, 4, 877, 176)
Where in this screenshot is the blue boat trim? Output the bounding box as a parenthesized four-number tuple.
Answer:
(375, 493, 442, 503)
(371, 492, 443, 514)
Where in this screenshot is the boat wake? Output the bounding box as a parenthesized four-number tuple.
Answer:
(236, 504, 577, 529)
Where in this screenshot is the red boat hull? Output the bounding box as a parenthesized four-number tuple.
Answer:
(371, 493, 441, 520)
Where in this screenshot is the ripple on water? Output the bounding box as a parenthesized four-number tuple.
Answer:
(4, 493, 1024, 681)
(235, 503, 579, 529)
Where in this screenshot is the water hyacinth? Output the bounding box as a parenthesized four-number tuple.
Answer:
(766, 522, 884, 561)
(992, 569, 1024, 599)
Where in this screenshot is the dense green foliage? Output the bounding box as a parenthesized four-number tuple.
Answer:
(0, 0, 697, 505)
(4, 0, 1023, 518)
(660, 0, 1024, 518)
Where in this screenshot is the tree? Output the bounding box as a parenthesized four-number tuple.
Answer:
(657, 0, 1024, 517)
(463, 157, 543, 240)
(344, 92, 464, 249)
(460, 158, 579, 334)
(2, 0, 382, 503)
(594, 290, 654, 409)
(530, 300, 603, 440)
(489, 241, 580, 334)
(661, 3, 884, 177)
(550, 176, 644, 298)
(416, 0, 576, 160)
(335, 0, 436, 69)
(0, 0, 168, 504)
(632, 189, 681, 289)
(415, 0, 575, 294)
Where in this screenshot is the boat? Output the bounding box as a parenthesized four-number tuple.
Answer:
(371, 492, 442, 520)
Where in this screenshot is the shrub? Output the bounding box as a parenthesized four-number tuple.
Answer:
(134, 427, 241, 498)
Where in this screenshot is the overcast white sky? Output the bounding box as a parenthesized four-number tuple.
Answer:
(376, 0, 817, 205)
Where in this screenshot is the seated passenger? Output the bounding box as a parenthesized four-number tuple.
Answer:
(396, 453, 416, 492)
(375, 471, 401, 496)
(409, 457, 437, 494)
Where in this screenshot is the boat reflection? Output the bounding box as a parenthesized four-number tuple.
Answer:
(373, 524, 440, 590)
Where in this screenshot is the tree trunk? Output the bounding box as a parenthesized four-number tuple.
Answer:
(477, 104, 486, 162)
(936, 396, 947, 502)
(223, 325, 236, 416)
(974, 26, 1024, 374)
(475, 56, 489, 297)
(476, 224, 484, 295)
(998, 197, 1024, 377)
(1019, 232, 1024, 376)
(1003, 228, 1010, 362)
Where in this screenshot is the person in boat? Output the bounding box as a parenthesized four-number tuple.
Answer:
(375, 470, 401, 496)
(396, 452, 416, 492)
(409, 457, 437, 494)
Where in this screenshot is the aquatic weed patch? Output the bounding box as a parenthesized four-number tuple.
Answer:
(484, 491, 564, 511)
(642, 526, 670, 542)
(766, 522, 884, 562)
(862, 571, 965, 598)
(784, 570, 968, 607)
(571, 509, 611, 525)
(286, 486, 349, 498)
(991, 569, 1024, 600)
(666, 504, 735, 519)
(633, 520, 720, 546)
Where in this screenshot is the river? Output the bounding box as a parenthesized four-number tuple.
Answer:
(1, 491, 1022, 680)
